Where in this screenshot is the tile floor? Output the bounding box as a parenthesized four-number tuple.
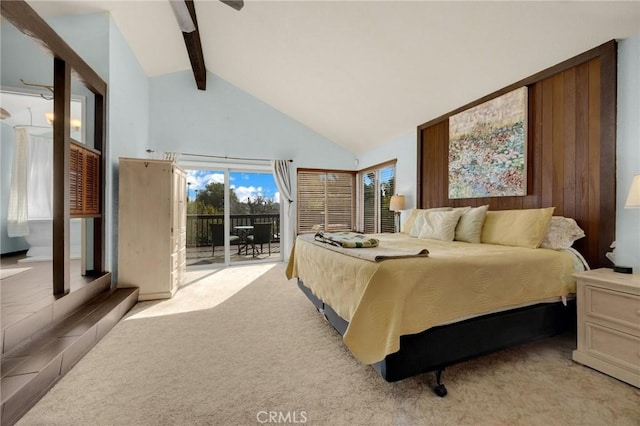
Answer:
(1, 254, 92, 332)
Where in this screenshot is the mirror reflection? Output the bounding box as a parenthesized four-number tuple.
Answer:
(1, 18, 89, 334)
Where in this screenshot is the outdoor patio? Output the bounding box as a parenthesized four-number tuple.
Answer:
(186, 242, 281, 266)
(186, 213, 282, 266)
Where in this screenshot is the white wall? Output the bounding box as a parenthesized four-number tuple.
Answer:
(106, 18, 150, 279)
(47, 13, 110, 80)
(616, 34, 640, 272)
(357, 131, 417, 226)
(149, 71, 355, 169)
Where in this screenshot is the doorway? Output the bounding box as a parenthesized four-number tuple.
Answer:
(184, 166, 282, 267)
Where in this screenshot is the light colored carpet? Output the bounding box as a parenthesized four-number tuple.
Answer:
(18, 262, 640, 426)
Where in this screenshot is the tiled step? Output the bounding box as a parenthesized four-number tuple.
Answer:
(2, 273, 112, 356)
(0, 287, 138, 426)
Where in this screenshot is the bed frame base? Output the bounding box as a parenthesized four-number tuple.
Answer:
(433, 369, 447, 397)
(297, 279, 575, 394)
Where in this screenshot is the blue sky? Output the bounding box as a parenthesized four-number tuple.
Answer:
(186, 170, 279, 203)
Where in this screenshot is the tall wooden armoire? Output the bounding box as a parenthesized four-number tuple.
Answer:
(117, 158, 186, 300)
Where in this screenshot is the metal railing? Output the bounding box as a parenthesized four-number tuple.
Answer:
(186, 214, 280, 247)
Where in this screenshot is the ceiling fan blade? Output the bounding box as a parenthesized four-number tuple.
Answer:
(220, 0, 244, 11)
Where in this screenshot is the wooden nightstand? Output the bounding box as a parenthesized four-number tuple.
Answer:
(572, 268, 640, 387)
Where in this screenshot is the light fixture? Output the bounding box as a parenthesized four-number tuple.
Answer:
(70, 119, 82, 131)
(390, 194, 406, 233)
(0, 107, 11, 119)
(169, 0, 196, 33)
(624, 174, 640, 208)
(44, 112, 82, 131)
(612, 174, 640, 274)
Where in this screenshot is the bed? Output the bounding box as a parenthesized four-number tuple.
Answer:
(286, 208, 589, 395)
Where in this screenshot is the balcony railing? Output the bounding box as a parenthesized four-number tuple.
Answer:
(186, 214, 280, 247)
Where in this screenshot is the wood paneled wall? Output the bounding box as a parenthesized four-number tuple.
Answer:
(417, 41, 617, 269)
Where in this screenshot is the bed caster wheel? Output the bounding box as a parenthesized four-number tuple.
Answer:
(433, 384, 448, 397)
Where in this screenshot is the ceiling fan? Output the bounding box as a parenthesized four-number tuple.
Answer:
(170, 0, 243, 33)
(220, 1, 244, 11)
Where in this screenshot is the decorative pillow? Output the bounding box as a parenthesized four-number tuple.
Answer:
(402, 209, 420, 234)
(540, 216, 585, 250)
(453, 205, 489, 243)
(407, 207, 453, 237)
(417, 210, 464, 241)
(480, 207, 555, 248)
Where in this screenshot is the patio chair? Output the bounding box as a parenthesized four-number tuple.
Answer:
(210, 223, 240, 255)
(247, 222, 273, 256)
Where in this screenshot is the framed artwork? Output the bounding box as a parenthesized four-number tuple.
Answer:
(448, 86, 528, 199)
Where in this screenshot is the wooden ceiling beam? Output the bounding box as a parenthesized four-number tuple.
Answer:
(182, 0, 206, 90)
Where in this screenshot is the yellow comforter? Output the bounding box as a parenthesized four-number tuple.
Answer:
(286, 233, 576, 364)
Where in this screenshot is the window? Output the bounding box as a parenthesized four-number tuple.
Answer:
(358, 161, 396, 233)
(297, 169, 355, 234)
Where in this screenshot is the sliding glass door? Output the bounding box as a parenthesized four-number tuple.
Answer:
(184, 166, 282, 267)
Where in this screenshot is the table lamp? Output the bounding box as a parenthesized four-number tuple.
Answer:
(613, 174, 640, 273)
(389, 194, 406, 233)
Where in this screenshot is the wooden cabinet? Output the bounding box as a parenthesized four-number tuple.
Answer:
(117, 158, 186, 301)
(572, 268, 640, 387)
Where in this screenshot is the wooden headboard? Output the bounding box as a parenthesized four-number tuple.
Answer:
(417, 41, 617, 269)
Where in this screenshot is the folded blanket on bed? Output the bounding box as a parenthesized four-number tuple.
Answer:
(302, 234, 429, 262)
(314, 231, 379, 248)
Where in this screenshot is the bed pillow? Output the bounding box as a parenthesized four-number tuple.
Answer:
(480, 207, 555, 248)
(453, 205, 489, 243)
(407, 207, 453, 237)
(540, 216, 585, 250)
(402, 209, 420, 234)
(417, 210, 464, 241)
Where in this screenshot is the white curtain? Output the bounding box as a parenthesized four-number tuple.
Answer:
(272, 160, 293, 207)
(7, 128, 29, 236)
(272, 160, 294, 256)
(7, 129, 53, 237)
(27, 134, 53, 219)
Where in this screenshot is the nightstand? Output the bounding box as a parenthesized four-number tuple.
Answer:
(572, 268, 640, 387)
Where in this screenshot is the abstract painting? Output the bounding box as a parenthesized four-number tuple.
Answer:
(448, 87, 528, 199)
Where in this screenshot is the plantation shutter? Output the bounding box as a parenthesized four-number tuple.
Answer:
(297, 170, 355, 234)
(358, 161, 396, 233)
(70, 142, 100, 216)
(362, 171, 377, 233)
(379, 164, 396, 233)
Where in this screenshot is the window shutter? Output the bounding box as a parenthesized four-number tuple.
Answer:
(358, 162, 396, 233)
(297, 170, 354, 234)
(379, 165, 396, 233)
(70, 142, 100, 216)
(70, 145, 83, 214)
(362, 171, 376, 233)
(326, 172, 354, 231)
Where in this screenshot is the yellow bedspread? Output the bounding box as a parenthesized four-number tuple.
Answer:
(286, 233, 576, 364)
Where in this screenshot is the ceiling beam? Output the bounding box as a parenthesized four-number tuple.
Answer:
(181, 0, 206, 90)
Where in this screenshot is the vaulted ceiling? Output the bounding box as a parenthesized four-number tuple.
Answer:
(28, 1, 640, 155)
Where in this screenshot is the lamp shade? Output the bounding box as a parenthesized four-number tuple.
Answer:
(390, 194, 406, 211)
(625, 174, 640, 208)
